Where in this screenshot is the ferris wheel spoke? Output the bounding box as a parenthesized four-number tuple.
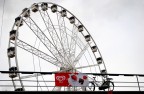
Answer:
(74, 64, 98, 70)
(38, 10, 71, 67)
(45, 10, 72, 67)
(73, 43, 90, 66)
(38, 10, 60, 49)
(65, 27, 85, 49)
(56, 11, 71, 63)
(48, 18, 84, 65)
(73, 38, 95, 73)
(69, 25, 79, 63)
(12, 39, 62, 67)
(54, 23, 81, 65)
(23, 18, 70, 67)
(38, 10, 62, 53)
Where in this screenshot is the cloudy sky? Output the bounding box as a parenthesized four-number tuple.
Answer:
(0, 0, 144, 91)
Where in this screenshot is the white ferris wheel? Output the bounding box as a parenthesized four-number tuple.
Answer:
(7, 2, 108, 91)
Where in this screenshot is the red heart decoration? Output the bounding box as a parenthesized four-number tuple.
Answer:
(71, 74, 77, 81)
(83, 75, 87, 80)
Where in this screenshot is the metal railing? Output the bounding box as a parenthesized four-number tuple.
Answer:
(0, 71, 144, 91)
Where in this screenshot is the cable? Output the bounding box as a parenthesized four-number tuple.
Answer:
(0, 0, 5, 48)
(37, 41, 49, 91)
(32, 37, 42, 91)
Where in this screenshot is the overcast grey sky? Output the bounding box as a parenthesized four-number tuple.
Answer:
(0, 0, 144, 91)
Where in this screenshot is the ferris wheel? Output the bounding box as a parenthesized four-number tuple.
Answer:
(7, 2, 108, 91)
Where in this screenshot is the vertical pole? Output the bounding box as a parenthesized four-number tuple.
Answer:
(37, 73, 38, 91)
(136, 75, 140, 91)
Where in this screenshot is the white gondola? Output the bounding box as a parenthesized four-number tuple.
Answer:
(41, 2, 48, 11)
(96, 57, 102, 64)
(22, 8, 30, 18)
(15, 88, 23, 91)
(31, 3, 39, 12)
(9, 67, 17, 78)
(60, 67, 65, 71)
(101, 69, 106, 74)
(60, 10, 67, 17)
(7, 47, 15, 58)
(10, 30, 16, 40)
(101, 69, 107, 78)
(69, 16, 75, 24)
(51, 4, 57, 13)
(91, 46, 97, 52)
(15, 17, 23, 27)
(84, 35, 91, 42)
(78, 25, 83, 32)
